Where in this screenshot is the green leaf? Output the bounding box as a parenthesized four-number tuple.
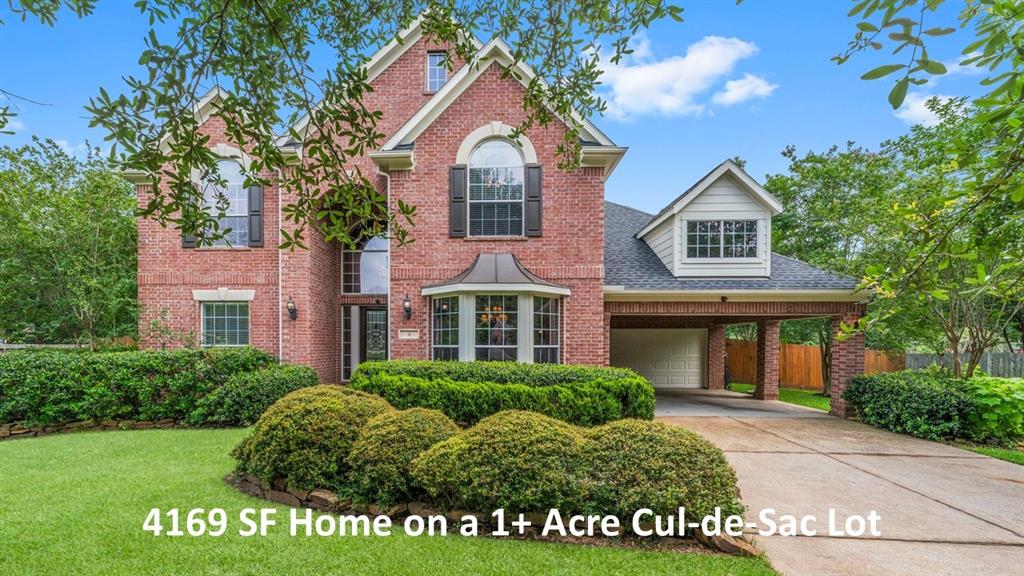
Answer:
(920, 60, 947, 74)
(922, 27, 955, 36)
(861, 64, 905, 80)
(857, 22, 879, 33)
(888, 78, 909, 109)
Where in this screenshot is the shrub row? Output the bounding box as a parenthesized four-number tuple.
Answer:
(845, 368, 1024, 443)
(0, 348, 317, 427)
(233, 388, 743, 522)
(350, 360, 655, 425)
(187, 364, 321, 427)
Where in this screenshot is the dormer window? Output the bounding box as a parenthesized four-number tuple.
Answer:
(686, 220, 758, 259)
(427, 51, 448, 92)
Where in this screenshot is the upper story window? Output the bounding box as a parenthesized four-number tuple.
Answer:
(202, 159, 249, 246)
(342, 236, 388, 294)
(686, 220, 758, 258)
(427, 51, 448, 92)
(468, 140, 524, 237)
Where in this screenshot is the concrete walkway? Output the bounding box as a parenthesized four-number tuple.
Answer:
(656, 390, 1024, 576)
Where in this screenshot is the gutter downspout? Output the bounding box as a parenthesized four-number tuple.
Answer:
(276, 167, 284, 362)
(376, 164, 393, 360)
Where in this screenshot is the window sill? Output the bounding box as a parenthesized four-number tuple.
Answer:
(195, 246, 253, 251)
(463, 236, 529, 242)
(681, 257, 762, 264)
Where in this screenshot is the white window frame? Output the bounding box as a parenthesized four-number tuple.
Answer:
(430, 295, 460, 360)
(426, 51, 448, 93)
(200, 301, 250, 347)
(430, 293, 562, 364)
(467, 139, 526, 238)
(201, 158, 249, 247)
(682, 218, 760, 262)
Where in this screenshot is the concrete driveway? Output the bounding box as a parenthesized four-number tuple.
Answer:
(656, 390, 1024, 576)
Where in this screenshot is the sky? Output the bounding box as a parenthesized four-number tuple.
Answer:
(0, 1, 988, 215)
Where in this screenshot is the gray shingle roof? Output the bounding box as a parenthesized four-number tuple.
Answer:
(604, 201, 860, 291)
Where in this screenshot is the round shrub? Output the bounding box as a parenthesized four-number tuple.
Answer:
(348, 408, 460, 506)
(232, 385, 392, 490)
(411, 410, 584, 512)
(187, 364, 320, 427)
(579, 419, 743, 521)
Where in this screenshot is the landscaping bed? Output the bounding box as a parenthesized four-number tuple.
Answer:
(845, 368, 1024, 455)
(230, 383, 752, 555)
(0, 348, 319, 436)
(349, 360, 655, 426)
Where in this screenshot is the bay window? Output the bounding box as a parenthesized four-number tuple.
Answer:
(431, 296, 460, 360)
(430, 293, 561, 363)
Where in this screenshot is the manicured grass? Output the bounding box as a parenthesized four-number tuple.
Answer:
(730, 384, 830, 412)
(960, 444, 1024, 465)
(0, 429, 776, 576)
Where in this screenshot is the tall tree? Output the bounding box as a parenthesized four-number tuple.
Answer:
(0, 138, 138, 346)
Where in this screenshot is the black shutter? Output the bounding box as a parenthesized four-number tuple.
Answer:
(449, 165, 467, 237)
(248, 184, 264, 247)
(525, 164, 542, 237)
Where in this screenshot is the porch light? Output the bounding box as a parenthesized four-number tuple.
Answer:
(403, 293, 412, 319)
(286, 296, 297, 320)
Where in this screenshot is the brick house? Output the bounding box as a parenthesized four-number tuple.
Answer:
(131, 19, 867, 417)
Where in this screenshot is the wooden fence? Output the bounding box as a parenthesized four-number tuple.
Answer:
(725, 339, 904, 391)
(905, 352, 1024, 378)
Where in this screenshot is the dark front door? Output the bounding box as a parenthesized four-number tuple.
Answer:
(360, 308, 388, 362)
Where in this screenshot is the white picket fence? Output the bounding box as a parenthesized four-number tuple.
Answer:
(905, 352, 1024, 378)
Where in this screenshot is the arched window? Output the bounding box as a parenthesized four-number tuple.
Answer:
(202, 159, 248, 246)
(342, 236, 388, 294)
(468, 139, 524, 236)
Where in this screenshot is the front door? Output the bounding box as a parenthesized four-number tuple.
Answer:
(360, 308, 388, 362)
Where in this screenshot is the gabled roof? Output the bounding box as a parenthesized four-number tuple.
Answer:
(382, 37, 615, 150)
(605, 201, 863, 298)
(276, 15, 483, 146)
(635, 159, 784, 239)
(421, 253, 571, 296)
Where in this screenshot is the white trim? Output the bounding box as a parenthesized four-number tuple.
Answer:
(636, 160, 784, 240)
(368, 150, 415, 171)
(602, 287, 870, 303)
(421, 283, 571, 297)
(456, 122, 538, 164)
(192, 288, 256, 302)
(579, 146, 628, 181)
(382, 37, 614, 151)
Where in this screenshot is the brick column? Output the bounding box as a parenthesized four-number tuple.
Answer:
(754, 320, 780, 400)
(830, 314, 866, 418)
(707, 325, 726, 390)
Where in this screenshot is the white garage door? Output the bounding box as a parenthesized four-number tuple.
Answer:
(610, 329, 706, 389)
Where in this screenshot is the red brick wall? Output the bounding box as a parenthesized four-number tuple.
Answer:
(707, 325, 726, 390)
(386, 64, 606, 365)
(830, 312, 866, 418)
(754, 320, 781, 400)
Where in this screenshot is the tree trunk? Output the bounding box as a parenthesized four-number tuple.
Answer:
(949, 336, 962, 378)
(818, 324, 832, 396)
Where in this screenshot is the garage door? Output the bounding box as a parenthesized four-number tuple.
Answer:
(610, 329, 706, 389)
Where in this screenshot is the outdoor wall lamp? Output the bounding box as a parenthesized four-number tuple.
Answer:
(286, 296, 297, 320)
(403, 293, 412, 319)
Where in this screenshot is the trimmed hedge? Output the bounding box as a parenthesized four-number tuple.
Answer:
(233, 385, 393, 490)
(350, 360, 654, 425)
(0, 348, 274, 426)
(411, 410, 585, 512)
(580, 419, 743, 520)
(844, 369, 973, 440)
(348, 408, 460, 506)
(845, 369, 1024, 443)
(187, 364, 321, 427)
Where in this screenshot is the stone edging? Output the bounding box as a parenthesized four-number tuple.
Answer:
(0, 418, 183, 441)
(229, 474, 759, 557)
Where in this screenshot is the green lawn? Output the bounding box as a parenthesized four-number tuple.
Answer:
(0, 429, 776, 576)
(729, 384, 830, 412)
(960, 444, 1024, 466)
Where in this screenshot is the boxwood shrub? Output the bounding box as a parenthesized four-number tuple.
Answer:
(348, 408, 460, 506)
(350, 360, 654, 425)
(232, 385, 393, 490)
(187, 364, 321, 427)
(0, 347, 273, 426)
(579, 419, 743, 520)
(845, 368, 975, 441)
(411, 410, 585, 512)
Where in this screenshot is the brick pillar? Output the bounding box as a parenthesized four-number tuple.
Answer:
(707, 325, 726, 390)
(754, 320, 780, 400)
(830, 314, 866, 418)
